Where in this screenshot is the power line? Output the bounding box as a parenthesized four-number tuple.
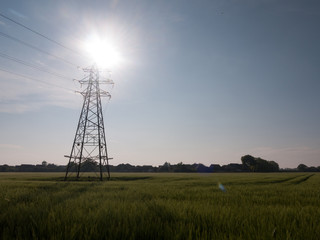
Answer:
(0, 31, 79, 68)
(0, 66, 74, 92)
(0, 51, 72, 80)
(0, 12, 86, 59)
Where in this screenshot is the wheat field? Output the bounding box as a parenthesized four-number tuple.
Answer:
(0, 172, 319, 239)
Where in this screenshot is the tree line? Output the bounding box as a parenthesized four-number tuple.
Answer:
(0, 155, 319, 172)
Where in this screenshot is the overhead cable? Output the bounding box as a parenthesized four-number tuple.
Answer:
(0, 12, 86, 59)
(0, 67, 74, 92)
(0, 51, 72, 80)
(0, 31, 79, 68)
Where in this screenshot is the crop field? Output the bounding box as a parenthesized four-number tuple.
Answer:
(0, 172, 319, 239)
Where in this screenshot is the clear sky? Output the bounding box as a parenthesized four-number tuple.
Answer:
(0, 0, 319, 168)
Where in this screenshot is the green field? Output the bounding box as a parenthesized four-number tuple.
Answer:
(0, 172, 319, 239)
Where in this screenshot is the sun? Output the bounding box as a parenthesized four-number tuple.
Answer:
(84, 34, 122, 68)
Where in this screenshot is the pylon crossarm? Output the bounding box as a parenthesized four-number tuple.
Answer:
(99, 79, 114, 85)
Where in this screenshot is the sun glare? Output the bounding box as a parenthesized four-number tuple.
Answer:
(84, 35, 122, 68)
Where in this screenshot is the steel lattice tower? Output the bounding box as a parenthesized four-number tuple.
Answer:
(64, 66, 113, 180)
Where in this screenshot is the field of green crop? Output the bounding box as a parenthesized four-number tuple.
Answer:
(0, 172, 319, 239)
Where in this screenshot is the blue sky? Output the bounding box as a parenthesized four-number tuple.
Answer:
(0, 0, 319, 168)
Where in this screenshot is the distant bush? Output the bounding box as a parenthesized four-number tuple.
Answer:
(297, 163, 320, 172)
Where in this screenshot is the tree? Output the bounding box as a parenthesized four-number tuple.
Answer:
(255, 158, 270, 172)
(268, 161, 279, 172)
(308, 166, 319, 172)
(241, 155, 280, 172)
(241, 155, 256, 171)
(159, 162, 172, 172)
(81, 159, 98, 172)
(297, 164, 308, 172)
(172, 162, 196, 172)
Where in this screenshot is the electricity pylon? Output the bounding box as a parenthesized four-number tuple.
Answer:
(64, 65, 113, 180)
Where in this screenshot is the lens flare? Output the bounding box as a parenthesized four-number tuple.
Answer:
(218, 182, 226, 192)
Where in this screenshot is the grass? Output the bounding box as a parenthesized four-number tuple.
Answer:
(0, 172, 319, 239)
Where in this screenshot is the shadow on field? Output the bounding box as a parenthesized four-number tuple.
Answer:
(48, 176, 154, 182)
(109, 176, 153, 181)
(291, 174, 314, 184)
(268, 175, 302, 184)
(247, 174, 315, 185)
